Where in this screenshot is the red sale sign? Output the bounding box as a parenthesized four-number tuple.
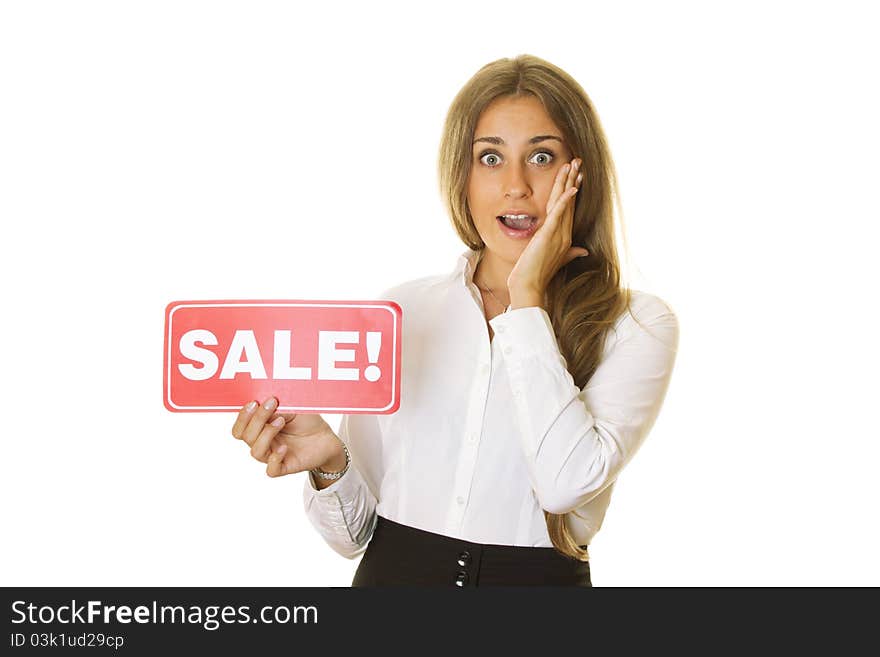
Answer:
(163, 300, 402, 414)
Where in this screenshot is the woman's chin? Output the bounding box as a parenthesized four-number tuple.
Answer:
(482, 242, 526, 265)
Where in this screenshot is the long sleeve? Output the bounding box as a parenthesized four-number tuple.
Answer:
(488, 294, 680, 515)
(302, 412, 380, 559)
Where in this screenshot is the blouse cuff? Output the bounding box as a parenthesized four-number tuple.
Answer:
(302, 461, 376, 553)
(305, 459, 365, 502)
(488, 306, 563, 360)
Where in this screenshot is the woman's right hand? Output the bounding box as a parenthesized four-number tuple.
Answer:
(231, 396, 345, 478)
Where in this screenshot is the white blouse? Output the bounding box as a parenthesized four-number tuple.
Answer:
(302, 248, 680, 559)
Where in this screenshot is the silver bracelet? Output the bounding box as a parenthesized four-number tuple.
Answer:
(310, 440, 350, 481)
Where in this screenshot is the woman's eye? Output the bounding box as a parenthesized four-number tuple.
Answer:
(530, 151, 553, 165)
(480, 153, 501, 166)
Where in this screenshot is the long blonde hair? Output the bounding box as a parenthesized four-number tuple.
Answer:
(438, 54, 637, 561)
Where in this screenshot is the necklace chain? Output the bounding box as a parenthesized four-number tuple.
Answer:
(476, 278, 508, 310)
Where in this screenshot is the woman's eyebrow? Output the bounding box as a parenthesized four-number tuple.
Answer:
(473, 135, 563, 146)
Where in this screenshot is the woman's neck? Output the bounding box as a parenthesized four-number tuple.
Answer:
(474, 250, 513, 300)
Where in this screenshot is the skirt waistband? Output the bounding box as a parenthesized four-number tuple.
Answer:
(351, 515, 591, 587)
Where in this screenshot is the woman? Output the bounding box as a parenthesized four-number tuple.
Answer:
(231, 54, 679, 586)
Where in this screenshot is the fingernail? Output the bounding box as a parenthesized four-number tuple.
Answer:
(264, 397, 277, 411)
(271, 417, 285, 427)
(576, 174, 583, 185)
(246, 401, 257, 412)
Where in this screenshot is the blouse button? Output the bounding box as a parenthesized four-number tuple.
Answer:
(455, 571, 469, 587)
(457, 551, 471, 567)
(456, 496, 465, 505)
(504, 346, 513, 355)
(497, 326, 505, 334)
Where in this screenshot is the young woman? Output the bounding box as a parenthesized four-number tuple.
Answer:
(231, 54, 680, 587)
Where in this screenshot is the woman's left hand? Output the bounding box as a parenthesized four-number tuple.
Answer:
(507, 157, 589, 308)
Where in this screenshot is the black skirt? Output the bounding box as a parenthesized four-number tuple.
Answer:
(352, 515, 591, 587)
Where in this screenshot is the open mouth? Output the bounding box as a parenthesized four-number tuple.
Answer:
(496, 214, 539, 237)
(498, 214, 536, 229)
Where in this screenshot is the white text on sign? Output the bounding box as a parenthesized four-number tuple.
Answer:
(177, 329, 383, 382)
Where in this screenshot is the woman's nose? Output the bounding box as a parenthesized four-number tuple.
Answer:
(503, 164, 531, 198)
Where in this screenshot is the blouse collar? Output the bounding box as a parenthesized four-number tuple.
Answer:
(454, 247, 484, 288)
(453, 247, 513, 314)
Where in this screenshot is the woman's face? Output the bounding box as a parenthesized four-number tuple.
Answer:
(466, 94, 574, 266)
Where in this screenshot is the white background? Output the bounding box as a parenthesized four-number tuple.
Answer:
(1, 0, 877, 587)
